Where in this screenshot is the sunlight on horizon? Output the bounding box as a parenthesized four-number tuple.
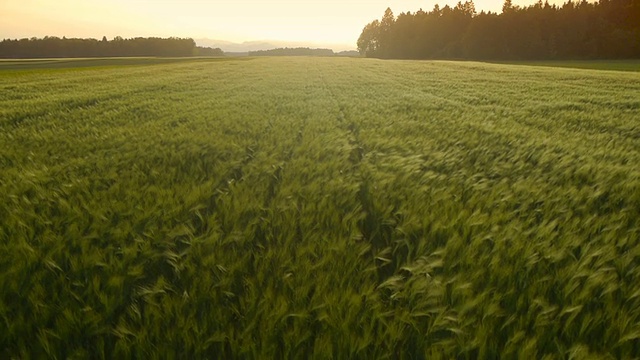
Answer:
(2, 0, 552, 48)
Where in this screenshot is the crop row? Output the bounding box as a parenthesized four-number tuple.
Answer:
(1, 57, 639, 358)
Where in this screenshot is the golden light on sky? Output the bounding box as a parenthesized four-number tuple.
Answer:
(2, 0, 540, 49)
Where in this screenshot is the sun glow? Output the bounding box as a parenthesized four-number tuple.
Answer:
(2, 0, 546, 48)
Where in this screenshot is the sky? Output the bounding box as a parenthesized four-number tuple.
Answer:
(2, 0, 541, 50)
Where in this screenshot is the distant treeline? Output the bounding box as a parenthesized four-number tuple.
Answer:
(358, 0, 640, 60)
(336, 50, 361, 57)
(249, 47, 335, 57)
(0, 37, 224, 58)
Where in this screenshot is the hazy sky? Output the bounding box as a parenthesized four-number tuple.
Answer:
(2, 0, 539, 48)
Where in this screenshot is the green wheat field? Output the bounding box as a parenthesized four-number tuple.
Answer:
(1, 57, 639, 358)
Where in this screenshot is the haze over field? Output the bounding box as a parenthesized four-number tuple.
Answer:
(3, 0, 559, 49)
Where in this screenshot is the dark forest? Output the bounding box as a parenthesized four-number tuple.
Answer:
(358, 0, 640, 59)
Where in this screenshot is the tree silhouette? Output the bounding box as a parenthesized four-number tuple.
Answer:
(357, 20, 381, 57)
(0, 37, 223, 58)
(502, 0, 517, 13)
(358, 0, 640, 60)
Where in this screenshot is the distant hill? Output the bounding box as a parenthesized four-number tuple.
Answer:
(195, 39, 278, 53)
(195, 38, 356, 53)
(249, 47, 335, 57)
